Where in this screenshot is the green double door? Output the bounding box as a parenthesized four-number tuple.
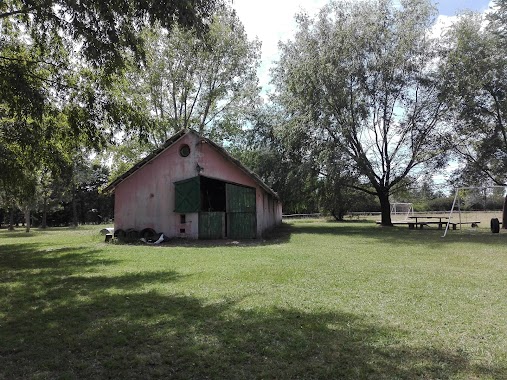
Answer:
(175, 177, 256, 239)
(199, 183, 256, 239)
(226, 183, 256, 239)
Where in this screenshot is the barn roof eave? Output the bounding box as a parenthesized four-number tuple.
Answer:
(102, 129, 280, 201)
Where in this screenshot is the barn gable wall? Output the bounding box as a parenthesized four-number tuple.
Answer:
(113, 132, 282, 238)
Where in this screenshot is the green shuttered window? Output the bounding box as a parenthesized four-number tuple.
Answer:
(174, 177, 200, 213)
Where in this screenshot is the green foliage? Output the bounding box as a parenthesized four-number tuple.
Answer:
(388, 175, 456, 212)
(107, 8, 261, 176)
(1, 7, 102, 218)
(489, 0, 507, 45)
(0, 0, 219, 74)
(131, 9, 259, 139)
(272, 0, 446, 225)
(231, 107, 376, 216)
(230, 107, 320, 214)
(1, 0, 223, 208)
(439, 10, 507, 185)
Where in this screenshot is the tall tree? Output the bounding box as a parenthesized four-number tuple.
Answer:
(0, 22, 70, 228)
(231, 106, 372, 216)
(273, 0, 446, 225)
(439, 10, 507, 185)
(1, 0, 223, 189)
(107, 8, 261, 172)
(489, 0, 507, 45)
(0, 0, 220, 74)
(136, 9, 258, 139)
(231, 109, 321, 214)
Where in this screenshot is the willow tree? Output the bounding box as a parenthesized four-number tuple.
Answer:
(439, 11, 507, 185)
(0, 0, 219, 74)
(273, 0, 446, 226)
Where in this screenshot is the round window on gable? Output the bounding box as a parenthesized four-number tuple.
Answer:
(179, 144, 190, 157)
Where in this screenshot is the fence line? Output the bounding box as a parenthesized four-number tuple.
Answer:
(282, 213, 322, 219)
(284, 210, 504, 219)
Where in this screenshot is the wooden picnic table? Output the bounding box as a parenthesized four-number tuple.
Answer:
(376, 216, 481, 230)
(408, 216, 448, 230)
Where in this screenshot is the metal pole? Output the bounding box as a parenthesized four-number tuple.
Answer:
(443, 188, 459, 237)
(442, 186, 506, 237)
(458, 190, 462, 232)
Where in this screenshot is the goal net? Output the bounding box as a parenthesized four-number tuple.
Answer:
(390, 202, 414, 221)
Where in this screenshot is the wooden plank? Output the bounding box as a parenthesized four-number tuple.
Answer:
(199, 212, 225, 239)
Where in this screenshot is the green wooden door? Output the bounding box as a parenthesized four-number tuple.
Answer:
(226, 184, 256, 239)
(226, 183, 256, 212)
(199, 212, 225, 239)
(174, 177, 200, 213)
(227, 212, 256, 239)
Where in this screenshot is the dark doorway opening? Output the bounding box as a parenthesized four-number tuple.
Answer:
(200, 176, 226, 212)
(175, 175, 256, 239)
(199, 176, 227, 239)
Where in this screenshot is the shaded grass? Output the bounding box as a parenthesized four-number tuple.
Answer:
(1, 222, 507, 379)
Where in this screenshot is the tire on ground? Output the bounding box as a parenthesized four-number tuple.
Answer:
(490, 218, 500, 233)
(140, 228, 157, 241)
(114, 229, 126, 241)
(126, 229, 140, 241)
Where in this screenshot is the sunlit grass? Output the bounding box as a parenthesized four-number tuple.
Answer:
(1, 221, 506, 379)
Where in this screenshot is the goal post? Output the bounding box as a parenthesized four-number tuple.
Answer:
(390, 202, 414, 221)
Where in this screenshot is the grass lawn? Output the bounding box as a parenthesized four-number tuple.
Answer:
(1, 220, 507, 379)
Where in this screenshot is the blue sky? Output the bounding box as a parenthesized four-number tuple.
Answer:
(232, 0, 496, 93)
(436, 0, 491, 15)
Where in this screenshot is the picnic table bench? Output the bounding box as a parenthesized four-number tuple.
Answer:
(376, 216, 481, 230)
(447, 221, 481, 230)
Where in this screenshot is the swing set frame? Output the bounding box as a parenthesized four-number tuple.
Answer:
(442, 186, 506, 237)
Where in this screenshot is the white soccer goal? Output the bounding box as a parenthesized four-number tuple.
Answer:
(390, 202, 414, 221)
(442, 186, 506, 237)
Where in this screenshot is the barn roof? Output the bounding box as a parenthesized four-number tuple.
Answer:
(103, 129, 280, 200)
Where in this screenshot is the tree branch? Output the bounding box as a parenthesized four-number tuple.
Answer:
(0, 7, 37, 19)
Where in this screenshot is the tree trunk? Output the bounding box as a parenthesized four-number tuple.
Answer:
(8, 207, 14, 231)
(24, 207, 31, 233)
(41, 195, 48, 229)
(331, 210, 343, 221)
(503, 195, 507, 229)
(378, 191, 393, 226)
(72, 190, 78, 227)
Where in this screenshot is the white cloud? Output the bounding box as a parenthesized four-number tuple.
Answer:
(430, 14, 457, 39)
(232, 0, 497, 95)
(233, 0, 328, 94)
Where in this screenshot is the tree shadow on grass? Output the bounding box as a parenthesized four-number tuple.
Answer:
(0, 227, 65, 238)
(1, 245, 504, 379)
(0, 243, 117, 274)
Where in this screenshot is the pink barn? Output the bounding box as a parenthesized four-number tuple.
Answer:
(104, 129, 282, 239)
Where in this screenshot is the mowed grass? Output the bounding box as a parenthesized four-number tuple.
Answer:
(1, 221, 507, 379)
